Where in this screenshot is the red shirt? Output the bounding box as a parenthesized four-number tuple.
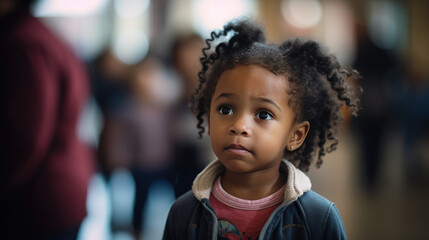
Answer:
(209, 177, 285, 240)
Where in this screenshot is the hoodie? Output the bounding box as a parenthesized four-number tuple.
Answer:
(163, 159, 347, 239)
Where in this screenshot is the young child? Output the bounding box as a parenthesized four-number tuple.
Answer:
(163, 19, 360, 240)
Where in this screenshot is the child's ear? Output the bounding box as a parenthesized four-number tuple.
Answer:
(287, 121, 310, 151)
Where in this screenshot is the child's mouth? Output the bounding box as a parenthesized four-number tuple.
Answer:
(225, 144, 252, 154)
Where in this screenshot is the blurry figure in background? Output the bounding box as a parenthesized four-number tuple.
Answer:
(397, 64, 429, 185)
(351, 23, 400, 191)
(97, 56, 178, 239)
(169, 33, 211, 197)
(171, 33, 203, 99)
(89, 49, 131, 176)
(0, 0, 94, 239)
(89, 49, 130, 118)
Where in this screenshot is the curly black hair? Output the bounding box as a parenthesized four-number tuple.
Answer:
(191, 19, 361, 172)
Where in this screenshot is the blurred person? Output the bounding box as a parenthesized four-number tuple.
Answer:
(397, 67, 429, 185)
(171, 33, 204, 100)
(351, 23, 401, 191)
(97, 56, 178, 239)
(163, 19, 361, 240)
(88, 49, 131, 177)
(0, 0, 94, 239)
(169, 32, 211, 197)
(89, 49, 130, 118)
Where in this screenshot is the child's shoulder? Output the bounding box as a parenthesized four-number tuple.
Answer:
(170, 190, 208, 217)
(172, 190, 199, 208)
(296, 190, 337, 220)
(297, 190, 333, 210)
(166, 191, 199, 229)
(164, 191, 202, 238)
(296, 190, 346, 238)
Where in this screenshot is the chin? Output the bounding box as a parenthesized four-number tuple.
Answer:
(220, 159, 254, 173)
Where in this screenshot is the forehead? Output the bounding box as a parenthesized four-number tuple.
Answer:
(214, 64, 288, 99)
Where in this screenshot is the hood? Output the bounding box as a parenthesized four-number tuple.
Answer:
(192, 159, 312, 204)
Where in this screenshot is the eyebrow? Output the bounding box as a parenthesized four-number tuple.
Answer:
(255, 97, 282, 111)
(214, 93, 282, 111)
(214, 93, 235, 102)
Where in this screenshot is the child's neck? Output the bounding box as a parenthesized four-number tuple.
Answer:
(220, 169, 286, 200)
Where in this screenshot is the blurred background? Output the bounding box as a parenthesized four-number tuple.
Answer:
(3, 0, 429, 239)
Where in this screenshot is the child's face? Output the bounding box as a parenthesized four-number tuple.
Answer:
(209, 64, 298, 174)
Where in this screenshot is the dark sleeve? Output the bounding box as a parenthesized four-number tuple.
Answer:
(298, 191, 347, 240)
(322, 204, 347, 240)
(163, 191, 198, 240)
(163, 201, 178, 240)
(1, 45, 59, 193)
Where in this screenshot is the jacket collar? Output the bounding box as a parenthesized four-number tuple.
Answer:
(192, 159, 312, 204)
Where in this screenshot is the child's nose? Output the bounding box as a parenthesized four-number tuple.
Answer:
(229, 115, 250, 136)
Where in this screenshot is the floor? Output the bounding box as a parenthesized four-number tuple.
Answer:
(308, 130, 429, 239)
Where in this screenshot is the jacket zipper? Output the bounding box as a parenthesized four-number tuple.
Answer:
(258, 201, 293, 240)
(202, 201, 218, 240)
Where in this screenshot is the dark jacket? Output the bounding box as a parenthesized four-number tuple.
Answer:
(163, 160, 346, 240)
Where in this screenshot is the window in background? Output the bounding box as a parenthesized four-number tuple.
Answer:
(322, 1, 356, 66)
(368, 0, 407, 51)
(191, 0, 256, 38)
(281, 0, 322, 29)
(112, 0, 150, 65)
(32, 0, 111, 60)
(33, 0, 108, 17)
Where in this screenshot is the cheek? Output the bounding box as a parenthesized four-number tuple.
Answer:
(209, 130, 224, 158)
(208, 111, 214, 135)
(208, 117, 221, 147)
(209, 120, 222, 138)
(255, 127, 289, 153)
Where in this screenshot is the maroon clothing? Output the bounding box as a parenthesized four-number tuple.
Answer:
(0, 8, 94, 238)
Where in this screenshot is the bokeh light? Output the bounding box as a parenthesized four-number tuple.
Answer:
(281, 0, 322, 28)
(192, 0, 256, 37)
(114, 0, 150, 19)
(33, 0, 108, 17)
(113, 29, 149, 65)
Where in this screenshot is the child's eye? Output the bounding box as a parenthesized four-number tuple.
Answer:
(256, 110, 273, 120)
(218, 105, 234, 115)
